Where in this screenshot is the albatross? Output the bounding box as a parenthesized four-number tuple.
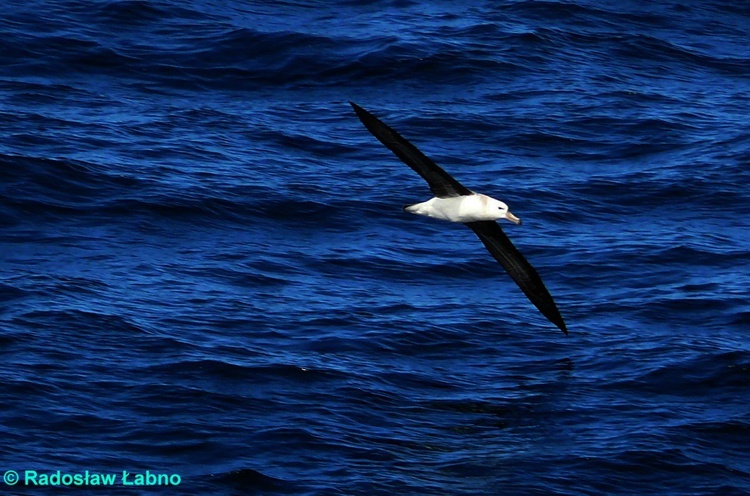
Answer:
(350, 102, 567, 335)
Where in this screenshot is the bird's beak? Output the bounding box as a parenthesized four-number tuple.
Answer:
(506, 211, 522, 225)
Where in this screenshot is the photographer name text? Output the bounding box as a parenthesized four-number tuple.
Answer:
(3, 469, 181, 487)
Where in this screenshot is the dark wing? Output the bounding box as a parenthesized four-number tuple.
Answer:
(350, 102, 472, 198)
(466, 221, 568, 334)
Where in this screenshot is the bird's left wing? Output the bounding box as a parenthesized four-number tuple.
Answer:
(350, 102, 472, 198)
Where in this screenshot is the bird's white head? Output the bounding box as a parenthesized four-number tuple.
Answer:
(486, 196, 522, 225)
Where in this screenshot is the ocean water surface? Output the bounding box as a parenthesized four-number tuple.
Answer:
(1, 0, 749, 494)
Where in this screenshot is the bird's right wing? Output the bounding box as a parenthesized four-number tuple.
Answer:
(350, 102, 473, 198)
(466, 220, 568, 334)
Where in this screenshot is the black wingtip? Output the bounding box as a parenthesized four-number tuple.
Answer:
(349, 101, 369, 122)
(550, 313, 568, 335)
(551, 310, 568, 335)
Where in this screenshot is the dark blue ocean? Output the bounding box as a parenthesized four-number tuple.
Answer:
(2, 0, 749, 494)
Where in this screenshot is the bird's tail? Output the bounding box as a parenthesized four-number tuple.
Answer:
(403, 204, 416, 213)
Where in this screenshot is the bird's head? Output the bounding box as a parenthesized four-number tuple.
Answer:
(487, 197, 522, 225)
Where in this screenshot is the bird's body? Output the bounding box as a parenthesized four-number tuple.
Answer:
(404, 194, 521, 224)
(349, 102, 568, 335)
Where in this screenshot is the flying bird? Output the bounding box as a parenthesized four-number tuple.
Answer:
(350, 102, 567, 334)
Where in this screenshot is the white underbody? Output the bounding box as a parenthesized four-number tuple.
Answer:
(405, 193, 512, 223)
